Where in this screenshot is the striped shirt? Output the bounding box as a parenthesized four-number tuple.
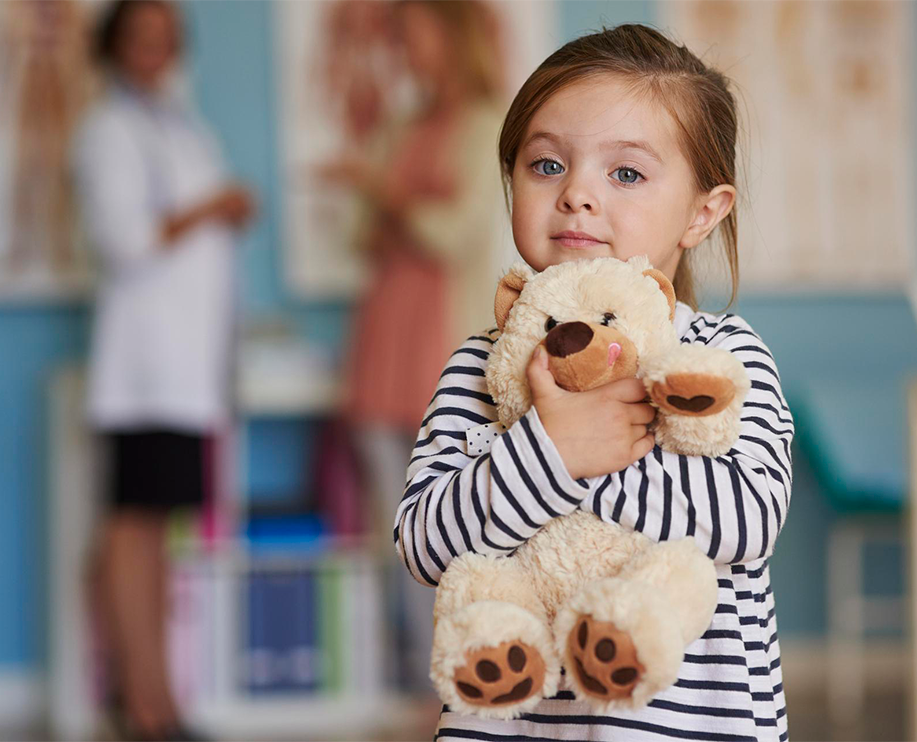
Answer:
(394, 303, 793, 741)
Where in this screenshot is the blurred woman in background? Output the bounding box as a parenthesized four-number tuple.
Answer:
(73, 2, 254, 738)
(322, 0, 508, 693)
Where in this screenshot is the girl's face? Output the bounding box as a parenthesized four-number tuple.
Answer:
(510, 75, 735, 279)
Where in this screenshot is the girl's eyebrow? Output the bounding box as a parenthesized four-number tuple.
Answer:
(603, 139, 664, 164)
(523, 131, 665, 164)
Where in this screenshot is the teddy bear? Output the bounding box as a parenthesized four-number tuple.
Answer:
(429, 255, 751, 719)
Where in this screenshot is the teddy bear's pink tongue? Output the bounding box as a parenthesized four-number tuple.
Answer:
(608, 342, 622, 366)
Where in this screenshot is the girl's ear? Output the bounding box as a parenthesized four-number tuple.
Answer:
(495, 263, 533, 331)
(642, 268, 676, 322)
(680, 184, 736, 249)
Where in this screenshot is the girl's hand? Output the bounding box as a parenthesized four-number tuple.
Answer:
(526, 345, 656, 480)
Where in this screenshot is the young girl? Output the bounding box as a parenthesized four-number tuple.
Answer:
(395, 24, 792, 742)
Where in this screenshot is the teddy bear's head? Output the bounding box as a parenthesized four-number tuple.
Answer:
(486, 256, 681, 429)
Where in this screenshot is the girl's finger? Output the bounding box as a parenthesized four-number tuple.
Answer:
(610, 378, 649, 403)
(630, 433, 656, 461)
(526, 345, 561, 402)
(631, 424, 648, 440)
(629, 402, 657, 425)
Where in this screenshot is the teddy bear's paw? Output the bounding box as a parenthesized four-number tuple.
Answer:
(555, 579, 684, 710)
(431, 600, 559, 719)
(453, 640, 546, 708)
(567, 615, 645, 701)
(650, 373, 735, 417)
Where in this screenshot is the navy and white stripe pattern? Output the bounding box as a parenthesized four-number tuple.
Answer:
(395, 306, 793, 741)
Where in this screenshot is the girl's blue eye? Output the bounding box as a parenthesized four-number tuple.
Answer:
(533, 159, 565, 176)
(612, 167, 643, 185)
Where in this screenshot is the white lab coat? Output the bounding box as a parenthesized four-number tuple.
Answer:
(73, 82, 236, 432)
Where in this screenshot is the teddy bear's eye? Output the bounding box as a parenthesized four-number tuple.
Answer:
(601, 312, 616, 326)
(544, 317, 558, 332)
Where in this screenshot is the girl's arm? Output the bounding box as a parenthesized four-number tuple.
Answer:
(394, 330, 591, 586)
(587, 314, 793, 565)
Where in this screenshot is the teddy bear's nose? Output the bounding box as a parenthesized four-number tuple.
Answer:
(546, 321, 594, 358)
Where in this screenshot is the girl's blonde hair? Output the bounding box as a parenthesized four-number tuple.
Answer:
(498, 24, 739, 309)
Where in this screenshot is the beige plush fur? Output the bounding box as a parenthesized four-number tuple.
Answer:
(430, 256, 745, 718)
(486, 256, 749, 450)
(432, 555, 561, 719)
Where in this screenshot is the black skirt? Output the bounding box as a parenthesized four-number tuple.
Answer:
(107, 430, 207, 511)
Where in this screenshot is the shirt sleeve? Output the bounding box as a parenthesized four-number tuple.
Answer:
(584, 314, 794, 565)
(394, 330, 591, 586)
(72, 108, 163, 276)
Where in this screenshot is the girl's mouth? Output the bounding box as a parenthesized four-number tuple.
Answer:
(551, 230, 605, 248)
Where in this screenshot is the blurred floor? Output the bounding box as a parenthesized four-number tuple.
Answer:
(2, 696, 442, 742)
(8, 645, 916, 741)
(789, 685, 905, 742)
(2, 689, 909, 742)
(783, 639, 908, 742)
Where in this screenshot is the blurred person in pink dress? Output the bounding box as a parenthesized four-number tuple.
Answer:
(321, 0, 508, 692)
(73, 2, 254, 738)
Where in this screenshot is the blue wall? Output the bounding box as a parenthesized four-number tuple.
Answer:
(0, 308, 89, 665)
(560, 0, 654, 33)
(185, 1, 350, 344)
(2, 0, 915, 671)
(738, 295, 917, 634)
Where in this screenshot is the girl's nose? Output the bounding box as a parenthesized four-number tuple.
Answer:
(558, 177, 598, 213)
(565, 198, 593, 212)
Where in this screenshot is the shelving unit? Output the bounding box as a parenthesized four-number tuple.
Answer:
(171, 544, 412, 741)
(48, 353, 426, 741)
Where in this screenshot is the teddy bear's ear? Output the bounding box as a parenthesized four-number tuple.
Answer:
(643, 269, 676, 322)
(494, 263, 532, 331)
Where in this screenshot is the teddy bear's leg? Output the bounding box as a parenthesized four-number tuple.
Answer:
(554, 537, 717, 712)
(431, 552, 560, 720)
(619, 537, 720, 645)
(642, 344, 750, 456)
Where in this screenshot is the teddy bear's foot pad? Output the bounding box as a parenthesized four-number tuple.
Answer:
(568, 615, 645, 700)
(651, 373, 735, 417)
(454, 640, 545, 707)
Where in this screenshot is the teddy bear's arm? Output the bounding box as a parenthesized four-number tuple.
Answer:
(394, 333, 590, 587)
(585, 315, 793, 565)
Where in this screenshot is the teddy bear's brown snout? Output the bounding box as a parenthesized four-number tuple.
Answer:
(543, 322, 638, 392)
(546, 321, 594, 358)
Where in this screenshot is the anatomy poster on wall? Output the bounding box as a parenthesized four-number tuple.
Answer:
(664, 0, 913, 290)
(0, 0, 99, 299)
